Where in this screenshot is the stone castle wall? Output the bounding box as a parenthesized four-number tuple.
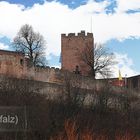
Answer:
(0, 49, 139, 90)
(127, 75, 140, 90)
(0, 50, 27, 78)
(0, 50, 63, 83)
(0, 74, 64, 99)
(0, 50, 104, 90)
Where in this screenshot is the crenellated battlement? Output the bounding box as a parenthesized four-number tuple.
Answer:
(35, 66, 61, 72)
(61, 30, 93, 38)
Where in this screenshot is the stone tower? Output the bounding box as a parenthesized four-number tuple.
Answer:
(61, 31, 94, 76)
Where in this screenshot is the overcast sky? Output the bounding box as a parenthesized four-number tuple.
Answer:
(0, 0, 140, 78)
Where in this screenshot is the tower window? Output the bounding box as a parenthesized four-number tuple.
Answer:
(20, 59, 24, 66)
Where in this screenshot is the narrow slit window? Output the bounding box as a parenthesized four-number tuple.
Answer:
(20, 59, 24, 66)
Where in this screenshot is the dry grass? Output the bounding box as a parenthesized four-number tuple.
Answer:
(115, 131, 139, 140)
(50, 120, 139, 140)
(64, 119, 78, 140)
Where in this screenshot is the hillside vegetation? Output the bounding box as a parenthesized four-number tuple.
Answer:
(0, 76, 139, 140)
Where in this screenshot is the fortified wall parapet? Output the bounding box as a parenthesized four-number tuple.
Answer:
(61, 31, 93, 38)
(34, 66, 61, 73)
(23, 65, 64, 84)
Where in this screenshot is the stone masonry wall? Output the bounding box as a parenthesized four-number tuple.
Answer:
(0, 50, 27, 78)
(0, 50, 103, 90)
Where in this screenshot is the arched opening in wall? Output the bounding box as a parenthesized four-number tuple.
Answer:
(20, 59, 24, 66)
(74, 65, 81, 74)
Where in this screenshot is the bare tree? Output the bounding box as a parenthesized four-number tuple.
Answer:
(12, 24, 47, 66)
(81, 43, 115, 79)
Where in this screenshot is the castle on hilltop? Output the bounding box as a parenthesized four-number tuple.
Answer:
(0, 31, 94, 83)
(0, 31, 140, 90)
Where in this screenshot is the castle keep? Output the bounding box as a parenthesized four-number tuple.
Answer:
(61, 31, 94, 76)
